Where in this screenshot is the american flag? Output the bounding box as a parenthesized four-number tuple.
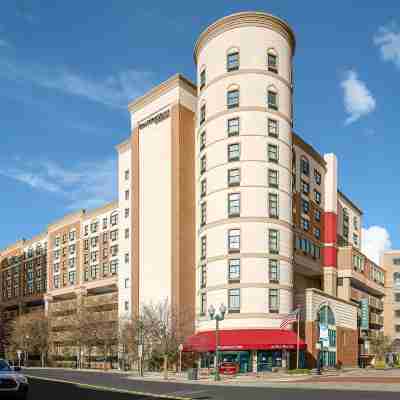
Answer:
(280, 308, 300, 329)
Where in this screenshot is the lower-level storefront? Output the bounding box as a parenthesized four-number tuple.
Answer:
(184, 329, 306, 372)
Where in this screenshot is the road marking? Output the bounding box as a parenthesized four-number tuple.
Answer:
(25, 374, 192, 400)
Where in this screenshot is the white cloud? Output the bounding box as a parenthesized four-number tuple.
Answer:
(0, 55, 153, 108)
(362, 226, 392, 265)
(0, 157, 117, 210)
(340, 70, 376, 125)
(374, 23, 400, 68)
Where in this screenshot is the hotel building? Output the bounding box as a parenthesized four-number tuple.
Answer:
(383, 251, 400, 351)
(0, 11, 386, 370)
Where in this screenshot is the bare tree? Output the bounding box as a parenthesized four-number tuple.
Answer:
(370, 333, 393, 362)
(28, 313, 50, 367)
(142, 300, 190, 380)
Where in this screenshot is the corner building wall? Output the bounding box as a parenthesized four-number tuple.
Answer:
(195, 13, 295, 332)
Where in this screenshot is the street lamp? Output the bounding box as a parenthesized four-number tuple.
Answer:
(208, 303, 226, 381)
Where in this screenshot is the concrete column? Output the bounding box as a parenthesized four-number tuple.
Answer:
(252, 350, 258, 372)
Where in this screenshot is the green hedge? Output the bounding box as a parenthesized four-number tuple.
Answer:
(287, 368, 311, 375)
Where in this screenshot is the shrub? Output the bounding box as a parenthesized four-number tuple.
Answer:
(288, 368, 311, 375)
(374, 360, 386, 369)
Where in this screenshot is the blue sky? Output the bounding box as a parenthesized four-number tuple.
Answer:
(0, 1, 399, 262)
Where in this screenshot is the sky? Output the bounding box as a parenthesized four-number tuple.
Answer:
(0, 1, 399, 263)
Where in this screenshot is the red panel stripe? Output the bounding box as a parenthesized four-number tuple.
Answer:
(323, 212, 337, 243)
(323, 246, 337, 268)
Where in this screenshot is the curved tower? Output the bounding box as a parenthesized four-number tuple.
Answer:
(194, 12, 296, 335)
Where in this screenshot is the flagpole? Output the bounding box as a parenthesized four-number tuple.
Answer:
(296, 309, 300, 370)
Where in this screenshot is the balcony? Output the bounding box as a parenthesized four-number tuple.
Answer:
(370, 312, 384, 326)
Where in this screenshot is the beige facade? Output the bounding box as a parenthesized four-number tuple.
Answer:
(383, 251, 400, 346)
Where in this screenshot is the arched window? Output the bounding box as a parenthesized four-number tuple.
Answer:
(200, 67, 206, 90)
(267, 85, 278, 111)
(200, 101, 206, 125)
(267, 48, 278, 73)
(319, 305, 335, 326)
(300, 156, 310, 176)
(227, 47, 240, 72)
(227, 84, 240, 109)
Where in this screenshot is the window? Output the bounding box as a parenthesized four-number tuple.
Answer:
(301, 218, 310, 231)
(227, 89, 239, 109)
(102, 263, 109, 275)
(267, 89, 278, 110)
(110, 213, 118, 226)
(68, 258, 75, 269)
(227, 51, 239, 71)
(53, 263, 60, 273)
(200, 104, 206, 125)
(124, 301, 129, 311)
(315, 209, 321, 222)
(314, 169, 321, 185)
(84, 254, 89, 265)
(228, 259, 240, 282)
(68, 271, 76, 285)
(201, 179, 207, 198)
(302, 199, 310, 214)
(111, 245, 118, 257)
(125, 253, 129, 263)
(91, 222, 98, 233)
(228, 168, 240, 186)
(314, 190, 321, 205)
(269, 259, 280, 283)
(301, 157, 310, 176)
(268, 118, 279, 138)
(268, 169, 279, 188)
(124, 169, 129, 181)
(228, 193, 240, 217)
(200, 264, 206, 288)
(69, 230, 76, 242)
(201, 236, 207, 260)
(124, 208, 130, 218)
(124, 228, 129, 239)
(267, 51, 278, 73)
(84, 239, 89, 251)
(395, 293, 400, 302)
(200, 69, 206, 89)
(268, 192, 279, 218)
(110, 260, 118, 274)
(69, 244, 75, 255)
(102, 232, 108, 244)
(84, 225, 89, 236)
(200, 293, 206, 316)
(62, 233, 67, 244)
(228, 143, 240, 161)
(125, 190, 129, 201)
(227, 117, 240, 136)
(301, 180, 309, 195)
(200, 202, 207, 226)
(395, 309, 400, 318)
(54, 236, 60, 247)
(200, 155, 206, 174)
(124, 278, 129, 288)
(268, 144, 279, 163)
(110, 229, 118, 241)
(53, 276, 60, 289)
(103, 247, 108, 258)
(353, 233, 359, 247)
(268, 229, 279, 254)
(91, 264, 99, 279)
(314, 227, 321, 239)
(228, 229, 240, 253)
(200, 131, 206, 150)
(91, 251, 98, 262)
(102, 217, 108, 229)
(91, 236, 98, 248)
(228, 288, 240, 312)
(394, 258, 400, 266)
(269, 288, 279, 313)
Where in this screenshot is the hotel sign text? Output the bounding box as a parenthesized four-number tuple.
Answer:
(139, 109, 170, 130)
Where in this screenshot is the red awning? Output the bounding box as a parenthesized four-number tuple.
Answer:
(183, 329, 306, 352)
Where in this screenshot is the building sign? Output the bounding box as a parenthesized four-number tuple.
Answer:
(139, 109, 170, 130)
(360, 297, 369, 331)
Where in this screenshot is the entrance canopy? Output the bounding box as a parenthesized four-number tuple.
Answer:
(183, 329, 306, 352)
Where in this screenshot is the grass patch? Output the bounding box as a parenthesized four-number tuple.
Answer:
(287, 368, 311, 375)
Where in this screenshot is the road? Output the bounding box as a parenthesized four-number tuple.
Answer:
(25, 368, 400, 400)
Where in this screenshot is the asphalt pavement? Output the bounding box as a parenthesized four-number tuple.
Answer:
(24, 368, 400, 400)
